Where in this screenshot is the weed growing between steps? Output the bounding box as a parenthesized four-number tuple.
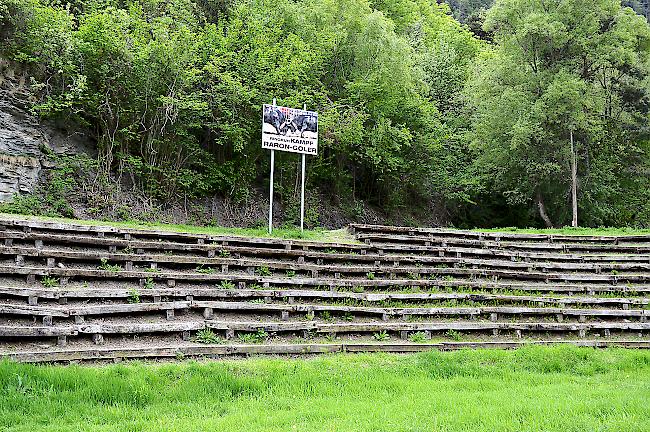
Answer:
(1, 346, 649, 431)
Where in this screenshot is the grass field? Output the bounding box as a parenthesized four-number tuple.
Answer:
(1, 346, 649, 431)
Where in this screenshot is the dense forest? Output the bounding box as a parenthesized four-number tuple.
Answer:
(0, 0, 649, 228)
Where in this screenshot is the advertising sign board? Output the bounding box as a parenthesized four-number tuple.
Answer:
(262, 104, 318, 155)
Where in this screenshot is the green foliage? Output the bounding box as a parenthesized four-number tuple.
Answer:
(255, 266, 271, 277)
(319, 311, 333, 322)
(219, 280, 235, 290)
(98, 258, 121, 272)
(238, 329, 268, 344)
(195, 265, 215, 274)
(39, 276, 58, 288)
(467, 0, 650, 227)
(0, 154, 96, 218)
(0, 194, 42, 216)
(1, 0, 649, 228)
(127, 288, 140, 304)
(409, 331, 429, 343)
(372, 330, 390, 341)
(194, 329, 223, 345)
(0, 0, 482, 214)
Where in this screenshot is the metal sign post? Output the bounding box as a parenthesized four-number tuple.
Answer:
(300, 104, 307, 233)
(262, 100, 318, 234)
(268, 98, 276, 234)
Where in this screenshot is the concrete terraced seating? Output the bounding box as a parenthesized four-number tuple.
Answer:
(0, 217, 649, 363)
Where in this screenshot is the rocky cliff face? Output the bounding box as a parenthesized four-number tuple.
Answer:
(0, 90, 44, 201)
(0, 87, 94, 202)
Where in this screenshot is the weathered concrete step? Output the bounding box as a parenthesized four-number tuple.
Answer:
(194, 301, 649, 321)
(5, 257, 650, 285)
(4, 319, 647, 345)
(349, 223, 650, 244)
(356, 232, 650, 254)
(6, 245, 650, 274)
(0, 217, 359, 250)
(0, 301, 190, 324)
(4, 231, 650, 265)
(2, 267, 649, 296)
(3, 298, 646, 324)
(6, 340, 650, 363)
(205, 320, 650, 334)
(356, 232, 650, 253)
(2, 285, 647, 309)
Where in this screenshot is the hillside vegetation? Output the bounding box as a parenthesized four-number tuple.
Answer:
(0, 0, 649, 228)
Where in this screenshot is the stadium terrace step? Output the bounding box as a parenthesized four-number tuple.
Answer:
(205, 320, 650, 337)
(349, 224, 650, 244)
(1, 285, 647, 310)
(5, 251, 650, 284)
(3, 265, 650, 296)
(193, 301, 649, 322)
(5, 245, 650, 275)
(6, 340, 650, 363)
(3, 266, 650, 299)
(354, 232, 650, 254)
(0, 217, 360, 252)
(1, 216, 649, 359)
(0, 303, 68, 317)
(0, 301, 190, 324)
(4, 230, 650, 265)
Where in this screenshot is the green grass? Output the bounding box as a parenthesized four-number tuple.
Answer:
(1, 346, 649, 431)
(0, 213, 357, 244)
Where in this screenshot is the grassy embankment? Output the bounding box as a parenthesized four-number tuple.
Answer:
(1, 346, 649, 431)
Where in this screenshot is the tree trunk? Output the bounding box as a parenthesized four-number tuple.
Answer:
(570, 129, 578, 227)
(536, 191, 553, 228)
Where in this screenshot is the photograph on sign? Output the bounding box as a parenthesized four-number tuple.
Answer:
(262, 104, 318, 155)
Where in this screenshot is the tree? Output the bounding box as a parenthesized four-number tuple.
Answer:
(467, 0, 650, 227)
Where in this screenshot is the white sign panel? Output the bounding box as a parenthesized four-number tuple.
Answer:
(262, 104, 318, 155)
